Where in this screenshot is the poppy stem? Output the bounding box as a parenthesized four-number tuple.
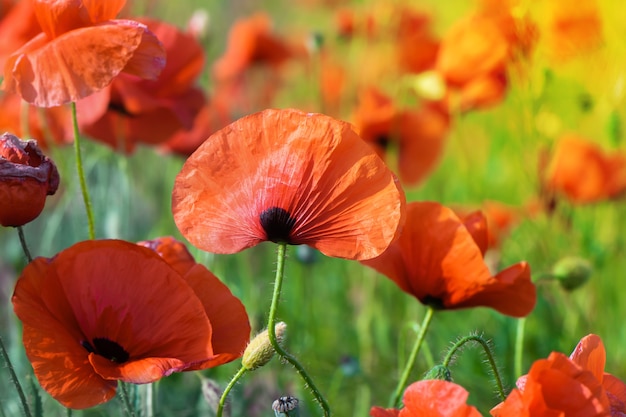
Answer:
(216, 366, 247, 417)
(0, 335, 32, 417)
(268, 243, 331, 417)
(16, 226, 33, 263)
(514, 317, 527, 378)
(389, 306, 435, 408)
(70, 101, 96, 240)
(441, 334, 506, 401)
(118, 382, 138, 417)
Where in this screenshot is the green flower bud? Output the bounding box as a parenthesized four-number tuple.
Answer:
(423, 364, 452, 381)
(242, 322, 287, 370)
(552, 256, 593, 291)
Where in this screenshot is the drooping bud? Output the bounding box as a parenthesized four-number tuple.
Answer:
(552, 256, 593, 291)
(423, 364, 452, 381)
(242, 322, 287, 370)
(272, 396, 299, 417)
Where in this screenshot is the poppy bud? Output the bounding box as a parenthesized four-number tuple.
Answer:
(272, 396, 299, 417)
(242, 322, 287, 371)
(0, 133, 60, 227)
(552, 256, 593, 291)
(423, 364, 452, 381)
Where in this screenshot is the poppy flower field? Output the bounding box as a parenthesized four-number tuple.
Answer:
(1, 0, 626, 416)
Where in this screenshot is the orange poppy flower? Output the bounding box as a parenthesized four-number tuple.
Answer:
(213, 13, 295, 82)
(0, 0, 41, 69)
(491, 334, 626, 416)
(12, 239, 250, 409)
(361, 201, 535, 317)
(2, 0, 166, 108)
(545, 0, 603, 61)
(454, 200, 522, 250)
(0, 132, 60, 227)
(172, 108, 406, 260)
(370, 380, 481, 417)
(394, 7, 440, 74)
(75, 17, 206, 153)
(544, 134, 626, 204)
(352, 88, 450, 186)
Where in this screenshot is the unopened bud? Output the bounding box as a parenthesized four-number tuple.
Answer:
(423, 364, 452, 381)
(242, 322, 287, 370)
(552, 256, 593, 291)
(272, 396, 299, 417)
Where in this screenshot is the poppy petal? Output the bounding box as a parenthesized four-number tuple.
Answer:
(369, 407, 400, 417)
(183, 264, 251, 369)
(82, 0, 126, 23)
(4, 21, 160, 107)
(570, 334, 606, 382)
(402, 380, 482, 416)
(89, 355, 187, 384)
(173, 108, 405, 260)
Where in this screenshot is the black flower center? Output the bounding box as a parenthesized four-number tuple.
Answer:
(260, 207, 296, 243)
(374, 134, 390, 150)
(421, 295, 445, 310)
(81, 337, 130, 363)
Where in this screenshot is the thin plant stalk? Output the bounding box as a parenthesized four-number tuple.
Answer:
(268, 243, 331, 417)
(70, 102, 95, 240)
(17, 226, 33, 262)
(0, 335, 32, 417)
(514, 317, 527, 378)
(389, 306, 435, 408)
(118, 382, 138, 417)
(442, 334, 506, 401)
(216, 366, 247, 417)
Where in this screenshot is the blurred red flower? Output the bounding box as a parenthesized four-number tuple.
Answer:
(76, 17, 206, 153)
(213, 13, 296, 82)
(0, 132, 59, 227)
(545, 0, 603, 61)
(361, 201, 535, 317)
(352, 87, 449, 187)
(0, 0, 41, 69)
(172, 108, 406, 260)
(370, 380, 481, 417)
(2, 0, 166, 107)
(491, 334, 626, 416)
(543, 134, 626, 204)
(394, 7, 440, 74)
(12, 239, 250, 409)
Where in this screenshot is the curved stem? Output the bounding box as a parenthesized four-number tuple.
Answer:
(514, 318, 527, 378)
(268, 243, 331, 417)
(16, 226, 33, 262)
(442, 334, 506, 401)
(71, 101, 95, 240)
(216, 366, 247, 417)
(0, 335, 32, 417)
(389, 306, 435, 408)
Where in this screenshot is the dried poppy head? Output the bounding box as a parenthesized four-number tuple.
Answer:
(0, 132, 59, 227)
(172, 108, 406, 260)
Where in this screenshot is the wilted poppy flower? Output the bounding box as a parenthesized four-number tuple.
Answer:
(361, 201, 535, 316)
(2, 0, 166, 107)
(76, 17, 206, 152)
(543, 134, 626, 204)
(213, 13, 296, 82)
(12, 239, 250, 409)
(370, 380, 481, 417)
(0, 132, 59, 227)
(172, 108, 405, 260)
(491, 334, 626, 416)
(352, 87, 450, 186)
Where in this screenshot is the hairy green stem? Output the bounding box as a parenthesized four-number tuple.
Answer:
(118, 383, 137, 417)
(17, 226, 33, 262)
(216, 366, 247, 417)
(268, 243, 331, 417)
(0, 335, 32, 417)
(71, 102, 95, 240)
(442, 334, 506, 401)
(389, 306, 435, 407)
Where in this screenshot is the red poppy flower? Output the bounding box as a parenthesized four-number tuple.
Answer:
(2, 0, 166, 108)
(491, 334, 626, 416)
(0, 0, 41, 69)
(454, 200, 523, 250)
(12, 239, 250, 409)
(352, 88, 449, 187)
(0, 132, 60, 227)
(543, 135, 626, 204)
(361, 201, 535, 317)
(370, 380, 481, 417)
(213, 13, 295, 82)
(172, 108, 406, 260)
(75, 17, 206, 153)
